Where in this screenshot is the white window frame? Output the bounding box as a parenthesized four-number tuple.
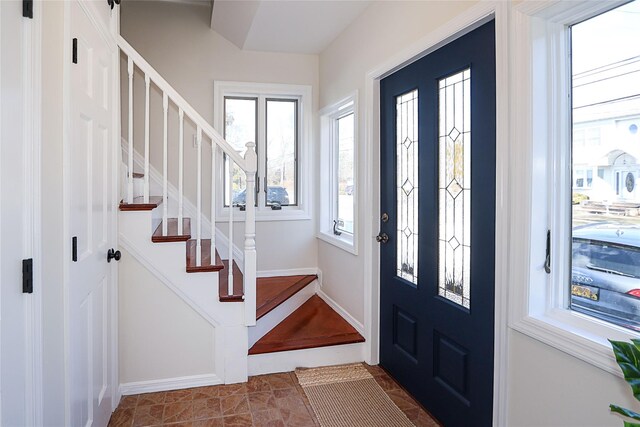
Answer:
(213, 81, 312, 221)
(318, 93, 358, 255)
(509, 0, 640, 377)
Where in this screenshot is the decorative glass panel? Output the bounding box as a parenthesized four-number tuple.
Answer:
(438, 69, 471, 308)
(396, 90, 419, 284)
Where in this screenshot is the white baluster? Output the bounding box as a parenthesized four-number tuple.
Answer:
(243, 142, 258, 325)
(196, 126, 202, 266)
(144, 74, 150, 203)
(211, 138, 216, 262)
(178, 109, 184, 235)
(127, 57, 134, 204)
(228, 159, 234, 296)
(162, 93, 169, 235)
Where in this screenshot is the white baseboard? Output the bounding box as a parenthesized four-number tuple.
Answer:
(317, 290, 365, 336)
(248, 342, 365, 376)
(257, 268, 319, 278)
(119, 373, 223, 396)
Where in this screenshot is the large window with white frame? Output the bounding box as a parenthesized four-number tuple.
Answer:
(318, 94, 357, 253)
(510, 0, 640, 375)
(214, 82, 312, 220)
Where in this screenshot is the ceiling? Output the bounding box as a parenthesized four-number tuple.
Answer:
(210, 0, 372, 54)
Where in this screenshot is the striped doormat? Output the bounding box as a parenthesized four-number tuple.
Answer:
(295, 363, 415, 427)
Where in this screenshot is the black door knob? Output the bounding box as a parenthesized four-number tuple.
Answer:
(107, 248, 121, 263)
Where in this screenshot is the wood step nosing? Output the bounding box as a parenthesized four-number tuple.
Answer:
(255, 275, 317, 320)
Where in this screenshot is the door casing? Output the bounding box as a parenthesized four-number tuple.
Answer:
(360, 4, 511, 425)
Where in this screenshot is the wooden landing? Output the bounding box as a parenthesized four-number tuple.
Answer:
(119, 196, 162, 211)
(248, 295, 364, 355)
(152, 218, 191, 242)
(256, 275, 317, 320)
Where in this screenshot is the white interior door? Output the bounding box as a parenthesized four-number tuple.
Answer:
(68, 2, 114, 426)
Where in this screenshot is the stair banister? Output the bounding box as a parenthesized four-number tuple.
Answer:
(228, 158, 234, 295)
(178, 108, 184, 235)
(144, 74, 150, 203)
(117, 36, 246, 169)
(243, 142, 258, 325)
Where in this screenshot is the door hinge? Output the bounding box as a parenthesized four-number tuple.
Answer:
(23, 0, 33, 18)
(22, 259, 33, 294)
(72, 38, 78, 64)
(544, 230, 551, 274)
(72, 236, 78, 262)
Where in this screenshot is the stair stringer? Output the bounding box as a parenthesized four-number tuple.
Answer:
(119, 209, 250, 384)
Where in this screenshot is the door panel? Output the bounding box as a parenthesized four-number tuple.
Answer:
(380, 21, 496, 427)
(69, 2, 114, 426)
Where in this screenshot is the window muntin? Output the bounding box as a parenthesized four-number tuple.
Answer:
(396, 89, 419, 285)
(570, 0, 640, 332)
(336, 112, 354, 234)
(266, 99, 297, 207)
(223, 97, 257, 207)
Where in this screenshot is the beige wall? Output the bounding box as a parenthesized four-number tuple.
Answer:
(318, 0, 479, 328)
(118, 249, 216, 384)
(120, 0, 319, 271)
(318, 1, 637, 426)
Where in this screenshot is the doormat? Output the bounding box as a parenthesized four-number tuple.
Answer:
(295, 363, 415, 427)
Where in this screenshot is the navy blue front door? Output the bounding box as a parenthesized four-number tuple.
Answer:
(379, 21, 496, 427)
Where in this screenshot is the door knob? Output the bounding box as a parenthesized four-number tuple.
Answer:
(107, 248, 121, 263)
(376, 232, 389, 244)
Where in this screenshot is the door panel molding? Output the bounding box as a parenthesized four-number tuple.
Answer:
(361, 2, 510, 425)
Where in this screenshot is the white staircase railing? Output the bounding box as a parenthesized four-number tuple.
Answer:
(118, 36, 258, 326)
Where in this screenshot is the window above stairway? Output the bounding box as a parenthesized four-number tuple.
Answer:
(214, 81, 313, 221)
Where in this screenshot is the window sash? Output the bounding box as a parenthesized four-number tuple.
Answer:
(335, 111, 355, 235)
(265, 98, 299, 207)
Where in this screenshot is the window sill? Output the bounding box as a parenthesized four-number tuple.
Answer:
(510, 307, 639, 378)
(217, 207, 311, 222)
(317, 230, 357, 255)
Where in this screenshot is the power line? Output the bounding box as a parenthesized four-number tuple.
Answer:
(573, 54, 640, 78)
(574, 93, 640, 109)
(573, 68, 640, 88)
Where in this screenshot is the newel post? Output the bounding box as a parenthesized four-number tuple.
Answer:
(243, 141, 258, 326)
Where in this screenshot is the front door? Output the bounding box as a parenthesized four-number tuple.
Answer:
(379, 21, 496, 426)
(68, 2, 115, 425)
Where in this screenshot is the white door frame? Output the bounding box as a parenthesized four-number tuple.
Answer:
(0, 1, 44, 424)
(361, 2, 511, 425)
(62, 0, 121, 420)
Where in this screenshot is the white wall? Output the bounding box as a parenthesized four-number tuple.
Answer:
(318, 1, 639, 426)
(318, 0, 478, 327)
(118, 249, 216, 385)
(120, 0, 319, 272)
(507, 331, 636, 427)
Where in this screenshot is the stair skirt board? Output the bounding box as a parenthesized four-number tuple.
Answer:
(316, 289, 365, 337)
(249, 280, 318, 348)
(248, 342, 366, 376)
(119, 373, 223, 396)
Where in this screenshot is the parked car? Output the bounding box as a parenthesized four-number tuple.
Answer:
(571, 223, 640, 331)
(232, 186, 290, 206)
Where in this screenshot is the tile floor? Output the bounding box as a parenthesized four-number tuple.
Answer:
(108, 364, 439, 427)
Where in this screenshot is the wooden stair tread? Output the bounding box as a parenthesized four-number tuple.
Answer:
(256, 275, 317, 320)
(248, 295, 364, 355)
(219, 260, 244, 302)
(152, 218, 191, 242)
(119, 196, 163, 211)
(185, 239, 224, 272)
